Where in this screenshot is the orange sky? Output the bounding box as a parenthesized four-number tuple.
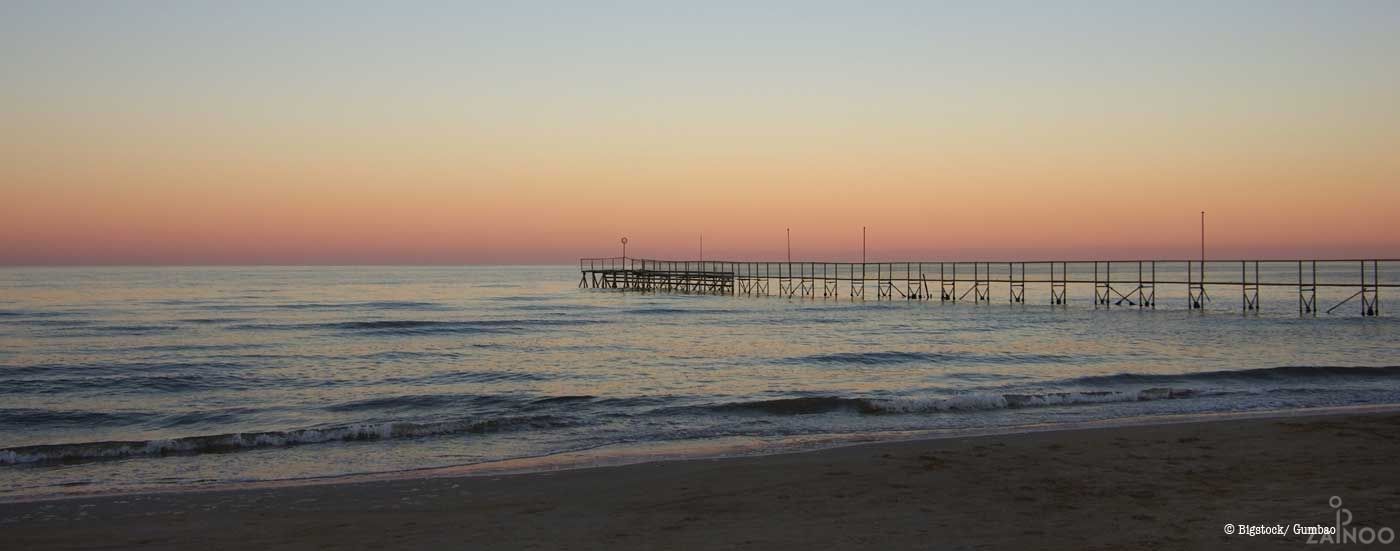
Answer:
(3, 2, 1398, 264)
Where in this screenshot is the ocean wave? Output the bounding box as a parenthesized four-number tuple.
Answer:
(794, 351, 947, 364)
(0, 415, 576, 466)
(128, 343, 260, 352)
(0, 406, 287, 429)
(325, 319, 603, 335)
(12, 319, 93, 327)
(148, 299, 222, 306)
(529, 395, 596, 404)
(323, 393, 518, 413)
(364, 360, 558, 385)
(270, 301, 453, 311)
(231, 318, 603, 335)
(703, 387, 1198, 415)
(866, 388, 1198, 413)
(0, 372, 289, 395)
(506, 303, 609, 312)
(786, 351, 1077, 366)
(323, 391, 627, 413)
(709, 396, 855, 414)
(2, 361, 252, 378)
(0, 310, 72, 318)
(50, 324, 181, 336)
(1067, 365, 1400, 386)
(621, 307, 742, 316)
(154, 300, 453, 311)
(360, 349, 467, 361)
(0, 408, 152, 427)
(327, 320, 483, 331)
(157, 407, 268, 427)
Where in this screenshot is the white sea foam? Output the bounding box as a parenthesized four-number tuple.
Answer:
(0, 416, 569, 466)
(861, 388, 1194, 414)
(864, 393, 1010, 413)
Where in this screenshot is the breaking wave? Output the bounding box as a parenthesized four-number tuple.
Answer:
(1066, 365, 1400, 386)
(705, 387, 1198, 415)
(0, 415, 575, 466)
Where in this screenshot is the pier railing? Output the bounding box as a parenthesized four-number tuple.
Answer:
(581, 257, 1395, 316)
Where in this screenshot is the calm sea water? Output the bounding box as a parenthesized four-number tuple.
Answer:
(2, 265, 1398, 500)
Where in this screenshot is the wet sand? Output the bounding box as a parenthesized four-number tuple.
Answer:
(4, 411, 1400, 550)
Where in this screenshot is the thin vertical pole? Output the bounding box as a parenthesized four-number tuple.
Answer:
(1200, 211, 1205, 284)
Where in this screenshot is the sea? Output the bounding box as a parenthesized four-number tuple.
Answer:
(2, 265, 1398, 500)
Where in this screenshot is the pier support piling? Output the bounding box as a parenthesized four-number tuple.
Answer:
(1009, 262, 1026, 304)
(1188, 261, 1210, 310)
(941, 263, 955, 302)
(1362, 260, 1380, 316)
(1299, 260, 1317, 316)
(1242, 261, 1260, 313)
(578, 256, 1391, 317)
(1050, 262, 1068, 306)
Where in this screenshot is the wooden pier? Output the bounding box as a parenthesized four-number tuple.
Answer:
(581, 257, 1395, 316)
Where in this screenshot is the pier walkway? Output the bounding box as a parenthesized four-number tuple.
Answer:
(581, 257, 1395, 316)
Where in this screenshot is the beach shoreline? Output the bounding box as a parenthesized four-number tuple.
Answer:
(8, 403, 1400, 505)
(5, 407, 1400, 549)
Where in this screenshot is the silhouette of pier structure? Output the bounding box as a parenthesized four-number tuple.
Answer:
(580, 257, 1393, 317)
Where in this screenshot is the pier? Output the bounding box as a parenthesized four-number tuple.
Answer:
(580, 257, 1395, 316)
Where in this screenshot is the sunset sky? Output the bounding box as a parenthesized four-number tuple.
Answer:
(3, 1, 1399, 265)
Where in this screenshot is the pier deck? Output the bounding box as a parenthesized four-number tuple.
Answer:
(581, 257, 1396, 316)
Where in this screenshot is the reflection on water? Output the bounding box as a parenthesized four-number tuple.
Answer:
(0, 265, 1397, 499)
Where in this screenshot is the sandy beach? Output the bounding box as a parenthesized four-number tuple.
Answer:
(4, 410, 1399, 550)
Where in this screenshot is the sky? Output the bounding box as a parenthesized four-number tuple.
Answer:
(3, 1, 1399, 265)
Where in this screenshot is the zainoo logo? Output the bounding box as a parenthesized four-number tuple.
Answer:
(1308, 496, 1396, 545)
